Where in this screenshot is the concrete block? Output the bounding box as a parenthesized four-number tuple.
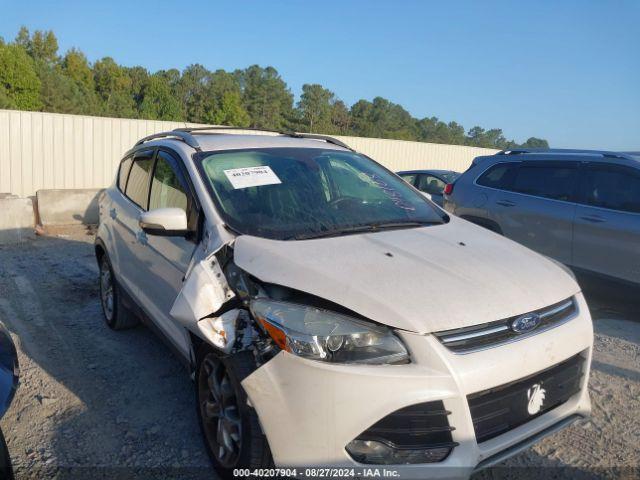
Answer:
(36, 189, 102, 226)
(0, 197, 35, 244)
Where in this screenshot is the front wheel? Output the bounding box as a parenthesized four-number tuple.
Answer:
(196, 348, 272, 478)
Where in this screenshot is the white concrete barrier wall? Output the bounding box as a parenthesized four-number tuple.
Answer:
(0, 197, 35, 244)
(0, 109, 497, 198)
(36, 189, 102, 226)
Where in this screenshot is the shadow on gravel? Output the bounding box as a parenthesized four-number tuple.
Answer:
(0, 232, 213, 479)
(591, 360, 640, 383)
(579, 275, 640, 324)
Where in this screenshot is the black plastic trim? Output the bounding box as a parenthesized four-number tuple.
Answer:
(350, 400, 458, 450)
(467, 354, 584, 443)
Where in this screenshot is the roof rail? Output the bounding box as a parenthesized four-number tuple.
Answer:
(173, 126, 287, 135)
(134, 131, 201, 151)
(174, 127, 354, 151)
(134, 127, 354, 152)
(496, 148, 631, 160)
(286, 132, 354, 151)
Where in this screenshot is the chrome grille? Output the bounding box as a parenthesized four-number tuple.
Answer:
(433, 297, 577, 354)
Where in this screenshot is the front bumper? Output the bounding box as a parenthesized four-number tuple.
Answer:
(241, 293, 593, 479)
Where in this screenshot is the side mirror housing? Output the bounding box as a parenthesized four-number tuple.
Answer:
(139, 208, 188, 236)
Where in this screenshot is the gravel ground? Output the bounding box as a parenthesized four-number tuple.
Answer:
(0, 229, 638, 479)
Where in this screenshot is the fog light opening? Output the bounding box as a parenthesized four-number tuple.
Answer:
(345, 439, 453, 465)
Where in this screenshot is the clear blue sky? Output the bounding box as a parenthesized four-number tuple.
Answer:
(1, 0, 638, 149)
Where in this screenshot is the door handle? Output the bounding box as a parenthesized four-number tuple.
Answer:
(580, 215, 605, 223)
(136, 230, 148, 245)
(109, 208, 117, 219)
(496, 200, 516, 207)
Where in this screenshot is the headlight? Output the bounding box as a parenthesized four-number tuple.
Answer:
(249, 299, 409, 365)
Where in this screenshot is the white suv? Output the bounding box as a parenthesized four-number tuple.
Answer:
(96, 128, 593, 478)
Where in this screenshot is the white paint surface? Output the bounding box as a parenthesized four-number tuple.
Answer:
(169, 256, 235, 329)
(242, 295, 593, 471)
(234, 216, 580, 334)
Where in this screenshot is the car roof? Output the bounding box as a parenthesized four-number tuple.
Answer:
(187, 133, 351, 152)
(473, 149, 640, 169)
(126, 129, 352, 157)
(397, 169, 458, 175)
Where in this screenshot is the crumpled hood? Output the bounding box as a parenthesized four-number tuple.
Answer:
(233, 217, 580, 334)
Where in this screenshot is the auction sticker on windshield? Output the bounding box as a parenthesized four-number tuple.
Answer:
(224, 166, 282, 189)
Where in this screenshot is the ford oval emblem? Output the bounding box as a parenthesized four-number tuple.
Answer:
(511, 313, 542, 334)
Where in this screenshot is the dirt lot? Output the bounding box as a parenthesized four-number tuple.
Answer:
(0, 230, 638, 479)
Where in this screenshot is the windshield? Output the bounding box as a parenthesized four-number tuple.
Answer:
(197, 147, 446, 240)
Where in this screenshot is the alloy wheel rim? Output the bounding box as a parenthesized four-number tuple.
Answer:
(100, 261, 114, 321)
(199, 356, 242, 467)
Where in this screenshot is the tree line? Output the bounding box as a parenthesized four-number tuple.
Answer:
(0, 27, 549, 149)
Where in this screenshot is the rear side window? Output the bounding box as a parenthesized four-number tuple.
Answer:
(125, 150, 155, 209)
(511, 165, 579, 201)
(118, 156, 133, 192)
(582, 164, 640, 213)
(399, 174, 417, 185)
(417, 175, 445, 195)
(476, 162, 518, 189)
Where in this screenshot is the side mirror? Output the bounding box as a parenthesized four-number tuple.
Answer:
(139, 208, 188, 236)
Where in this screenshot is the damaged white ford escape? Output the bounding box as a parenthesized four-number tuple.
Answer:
(95, 128, 593, 478)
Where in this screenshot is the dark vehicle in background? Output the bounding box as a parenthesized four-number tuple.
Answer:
(444, 148, 640, 289)
(0, 322, 18, 480)
(397, 169, 460, 206)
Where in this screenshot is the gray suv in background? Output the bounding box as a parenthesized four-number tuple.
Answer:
(444, 149, 640, 287)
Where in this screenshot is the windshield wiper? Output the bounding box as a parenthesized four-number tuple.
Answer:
(292, 221, 439, 240)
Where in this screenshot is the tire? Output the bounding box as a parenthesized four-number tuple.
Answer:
(0, 428, 14, 480)
(99, 253, 139, 330)
(196, 347, 272, 478)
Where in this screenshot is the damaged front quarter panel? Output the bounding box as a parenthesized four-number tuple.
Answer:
(170, 242, 276, 361)
(169, 249, 236, 329)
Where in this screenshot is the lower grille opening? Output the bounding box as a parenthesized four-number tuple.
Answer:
(468, 354, 585, 443)
(346, 401, 458, 464)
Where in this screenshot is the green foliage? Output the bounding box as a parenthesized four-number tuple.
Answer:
(0, 42, 41, 110)
(416, 117, 466, 145)
(350, 97, 416, 140)
(139, 74, 182, 121)
(16, 27, 58, 66)
(238, 65, 294, 130)
(93, 57, 136, 118)
(298, 84, 335, 133)
(38, 63, 86, 113)
(61, 48, 101, 115)
(204, 70, 250, 126)
(2, 26, 548, 148)
(521, 137, 550, 148)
